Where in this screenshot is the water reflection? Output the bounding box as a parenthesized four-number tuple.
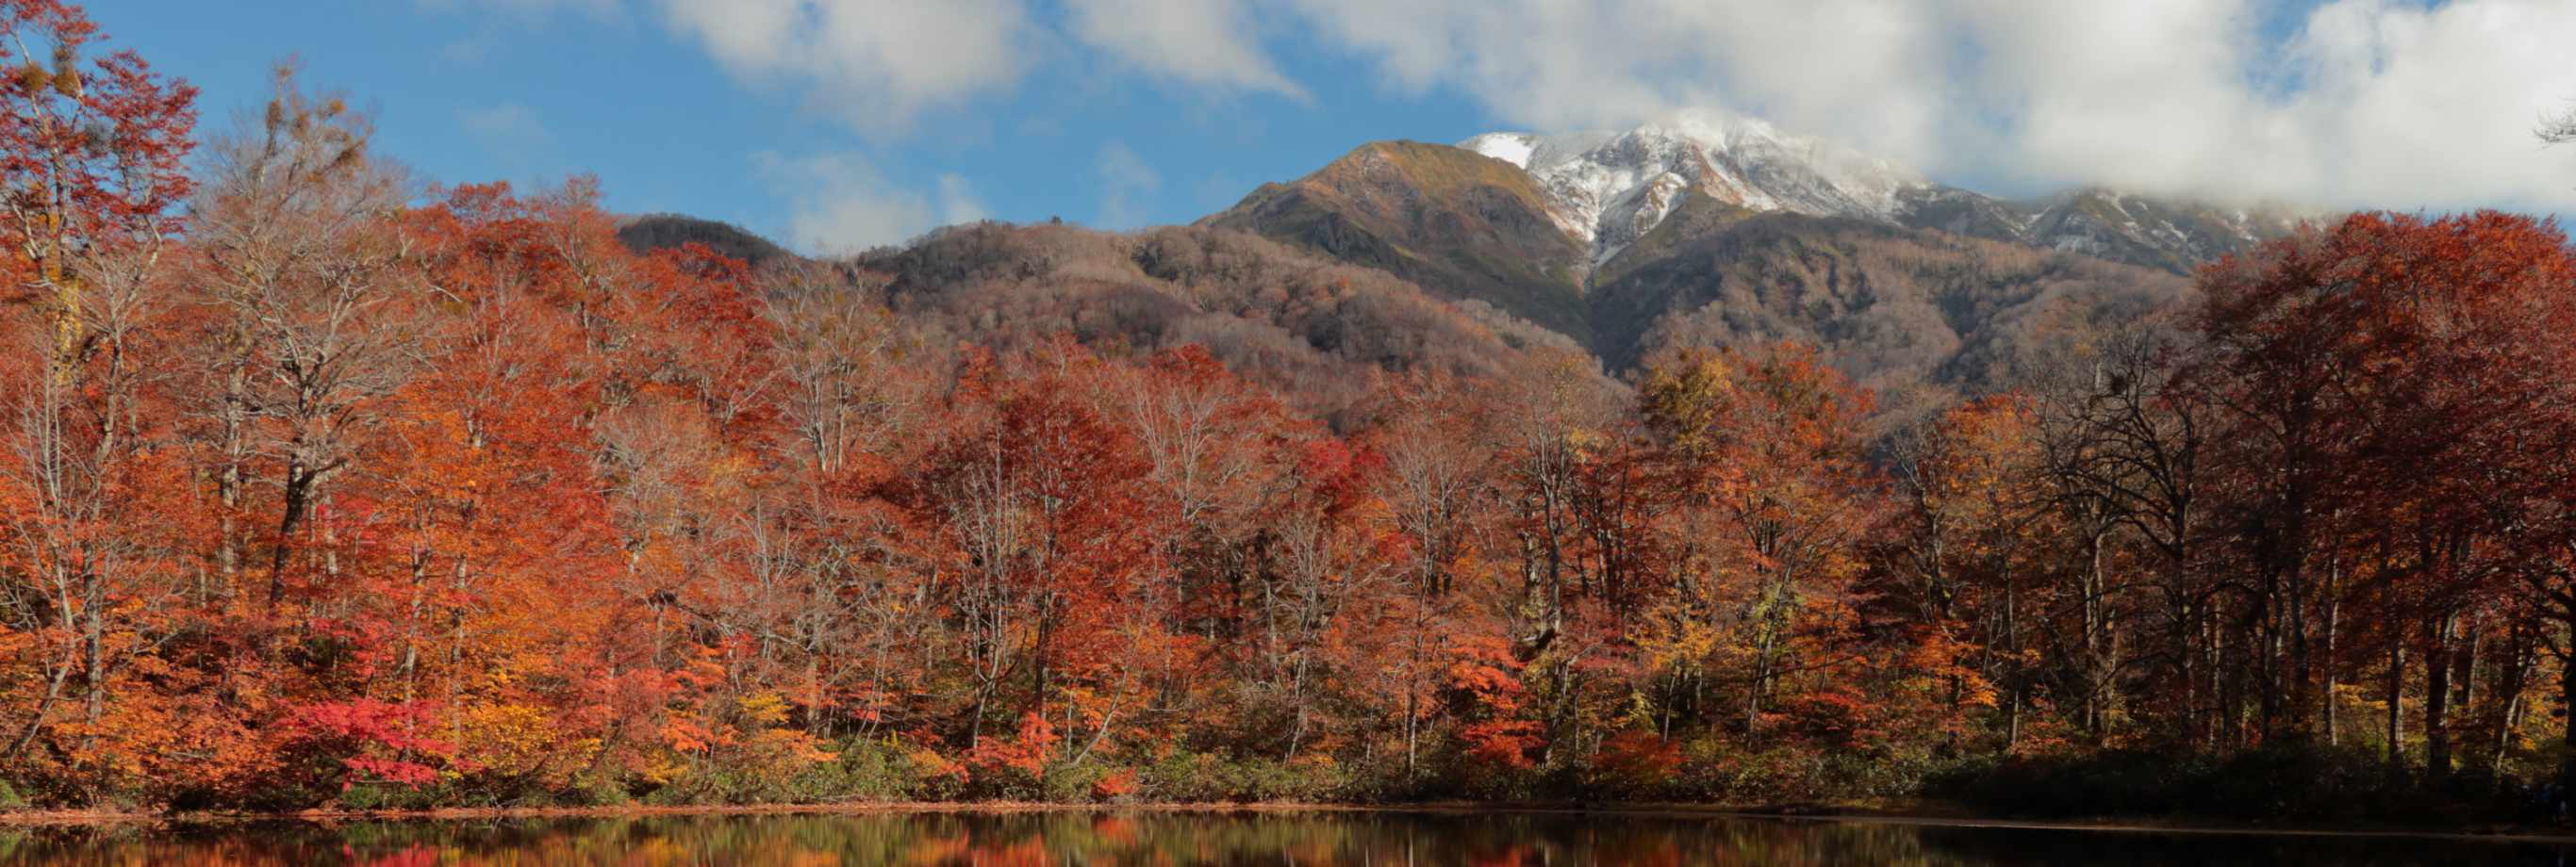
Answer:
(1, 810, 2568, 866)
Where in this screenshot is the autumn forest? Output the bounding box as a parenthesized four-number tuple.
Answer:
(8, 1, 2576, 822)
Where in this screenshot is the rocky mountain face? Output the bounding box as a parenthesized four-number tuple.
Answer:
(1452, 110, 2303, 278)
(1202, 110, 2301, 408)
(1460, 112, 1922, 269)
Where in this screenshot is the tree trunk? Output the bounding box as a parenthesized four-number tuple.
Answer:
(2321, 565, 2340, 744)
(2559, 634, 2576, 793)
(265, 457, 316, 613)
(215, 359, 249, 594)
(2386, 641, 2404, 774)
(81, 564, 104, 731)
(2423, 611, 2455, 778)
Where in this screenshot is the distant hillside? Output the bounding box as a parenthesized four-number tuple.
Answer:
(618, 213, 797, 268)
(1898, 186, 2304, 275)
(850, 221, 1588, 419)
(614, 216, 1592, 419)
(1591, 195, 2189, 422)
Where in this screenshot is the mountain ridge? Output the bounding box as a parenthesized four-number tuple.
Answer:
(626, 112, 2301, 421)
(1199, 139, 1597, 345)
(1192, 114, 2271, 417)
(1451, 110, 2306, 277)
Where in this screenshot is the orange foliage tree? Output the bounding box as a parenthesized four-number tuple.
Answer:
(10, 1, 2576, 814)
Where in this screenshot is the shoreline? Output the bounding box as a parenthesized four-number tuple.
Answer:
(6, 800, 2575, 844)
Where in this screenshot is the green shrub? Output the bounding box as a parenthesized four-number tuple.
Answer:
(1040, 762, 1113, 803)
(1136, 751, 1344, 802)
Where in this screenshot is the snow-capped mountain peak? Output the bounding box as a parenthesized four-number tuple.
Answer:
(1461, 110, 1929, 265)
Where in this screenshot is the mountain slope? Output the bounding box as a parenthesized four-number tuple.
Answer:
(628, 221, 1587, 421)
(883, 222, 1601, 419)
(1206, 113, 2275, 409)
(1199, 141, 1595, 346)
(1587, 194, 2190, 420)
(1957, 188, 2304, 274)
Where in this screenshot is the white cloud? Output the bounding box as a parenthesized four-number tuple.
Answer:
(1280, 0, 2576, 212)
(430, 0, 2576, 214)
(1064, 0, 1306, 98)
(1096, 140, 1163, 228)
(657, 0, 1033, 134)
(480, 0, 1311, 135)
(757, 151, 988, 254)
(936, 174, 989, 225)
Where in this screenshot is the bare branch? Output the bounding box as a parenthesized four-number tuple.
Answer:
(2540, 104, 2576, 145)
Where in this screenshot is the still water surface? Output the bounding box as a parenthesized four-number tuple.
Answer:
(3, 810, 2571, 866)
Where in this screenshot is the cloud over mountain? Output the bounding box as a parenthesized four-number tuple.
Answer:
(445, 0, 2576, 235)
(1279, 0, 2576, 213)
(756, 150, 988, 253)
(603, 0, 2576, 214)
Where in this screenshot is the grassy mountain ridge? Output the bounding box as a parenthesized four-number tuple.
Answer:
(1199, 141, 1595, 346)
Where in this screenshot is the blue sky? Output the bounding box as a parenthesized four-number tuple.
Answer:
(78, 1, 2576, 253)
(81, 0, 1494, 251)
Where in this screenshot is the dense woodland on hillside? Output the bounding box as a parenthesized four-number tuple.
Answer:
(8, 2, 2576, 821)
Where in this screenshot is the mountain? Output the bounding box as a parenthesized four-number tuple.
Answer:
(1456, 110, 2303, 277)
(1201, 141, 1595, 345)
(1459, 112, 1922, 269)
(1585, 198, 2188, 422)
(622, 110, 2304, 420)
(1926, 187, 2306, 274)
(1205, 110, 2300, 409)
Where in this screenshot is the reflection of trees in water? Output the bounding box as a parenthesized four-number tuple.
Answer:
(0, 813, 2560, 866)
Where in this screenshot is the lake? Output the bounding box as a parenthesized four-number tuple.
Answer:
(2, 810, 2570, 865)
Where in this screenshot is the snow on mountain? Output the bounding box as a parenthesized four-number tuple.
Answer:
(1461, 110, 2302, 274)
(1462, 110, 1927, 265)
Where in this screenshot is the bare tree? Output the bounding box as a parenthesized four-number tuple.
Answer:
(2541, 105, 2576, 145)
(189, 66, 417, 612)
